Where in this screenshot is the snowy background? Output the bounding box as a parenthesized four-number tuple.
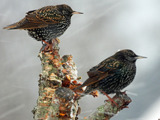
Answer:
(0, 0, 160, 120)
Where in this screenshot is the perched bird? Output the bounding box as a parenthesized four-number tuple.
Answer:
(3, 4, 83, 47)
(74, 49, 146, 96)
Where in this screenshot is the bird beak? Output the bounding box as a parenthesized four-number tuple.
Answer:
(135, 55, 147, 59)
(72, 11, 83, 14)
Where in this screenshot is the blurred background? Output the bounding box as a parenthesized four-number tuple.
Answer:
(0, 0, 160, 120)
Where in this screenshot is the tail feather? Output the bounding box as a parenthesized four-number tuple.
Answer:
(73, 85, 83, 91)
(3, 23, 19, 29)
(3, 18, 26, 30)
(73, 78, 92, 92)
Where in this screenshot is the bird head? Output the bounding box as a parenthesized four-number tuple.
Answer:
(57, 4, 83, 18)
(114, 49, 147, 63)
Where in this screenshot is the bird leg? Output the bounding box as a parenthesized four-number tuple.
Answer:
(40, 40, 52, 52)
(40, 38, 60, 52)
(41, 39, 60, 53)
(101, 91, 118, 107)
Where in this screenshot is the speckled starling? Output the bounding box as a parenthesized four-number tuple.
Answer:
(3, 4, 83, 42)
(75, 49, 146, 96)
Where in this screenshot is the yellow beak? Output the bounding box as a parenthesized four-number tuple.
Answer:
(72, 11, 83, 14)
(135, 55, 147, 59)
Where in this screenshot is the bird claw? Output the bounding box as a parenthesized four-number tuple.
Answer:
(40, 39, 60, 53)
(40, 40, 52, 52)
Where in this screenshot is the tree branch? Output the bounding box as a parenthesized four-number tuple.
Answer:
(83, 92, 132, 120)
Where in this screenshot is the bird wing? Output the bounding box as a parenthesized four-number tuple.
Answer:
(81, 58, 122, 88)
(4, 6, 64, 29)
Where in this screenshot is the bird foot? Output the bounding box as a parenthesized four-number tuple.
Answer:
(102, 91, 118, 107)
(41, 40, 53, 52)
(89, 90, 99, 97)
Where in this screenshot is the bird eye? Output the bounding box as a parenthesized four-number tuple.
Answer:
(130, 54, 136, 58)
(62, 10, 67, 15)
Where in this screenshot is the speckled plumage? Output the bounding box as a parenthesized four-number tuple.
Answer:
(75, 49, 146, 95)
(4, 4, 82, 41)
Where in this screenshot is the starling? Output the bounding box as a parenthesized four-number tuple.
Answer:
(74, 49, 146, 96)
(3, 4, 83, 43)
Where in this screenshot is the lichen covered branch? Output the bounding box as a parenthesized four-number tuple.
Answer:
(32, 39, 81, 120)
(83, 92, 131, 120)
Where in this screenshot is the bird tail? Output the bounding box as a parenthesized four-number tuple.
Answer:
(3, 18, 26, 30)
(73, 85, 83, 91)
(73, 77, 93, 93)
